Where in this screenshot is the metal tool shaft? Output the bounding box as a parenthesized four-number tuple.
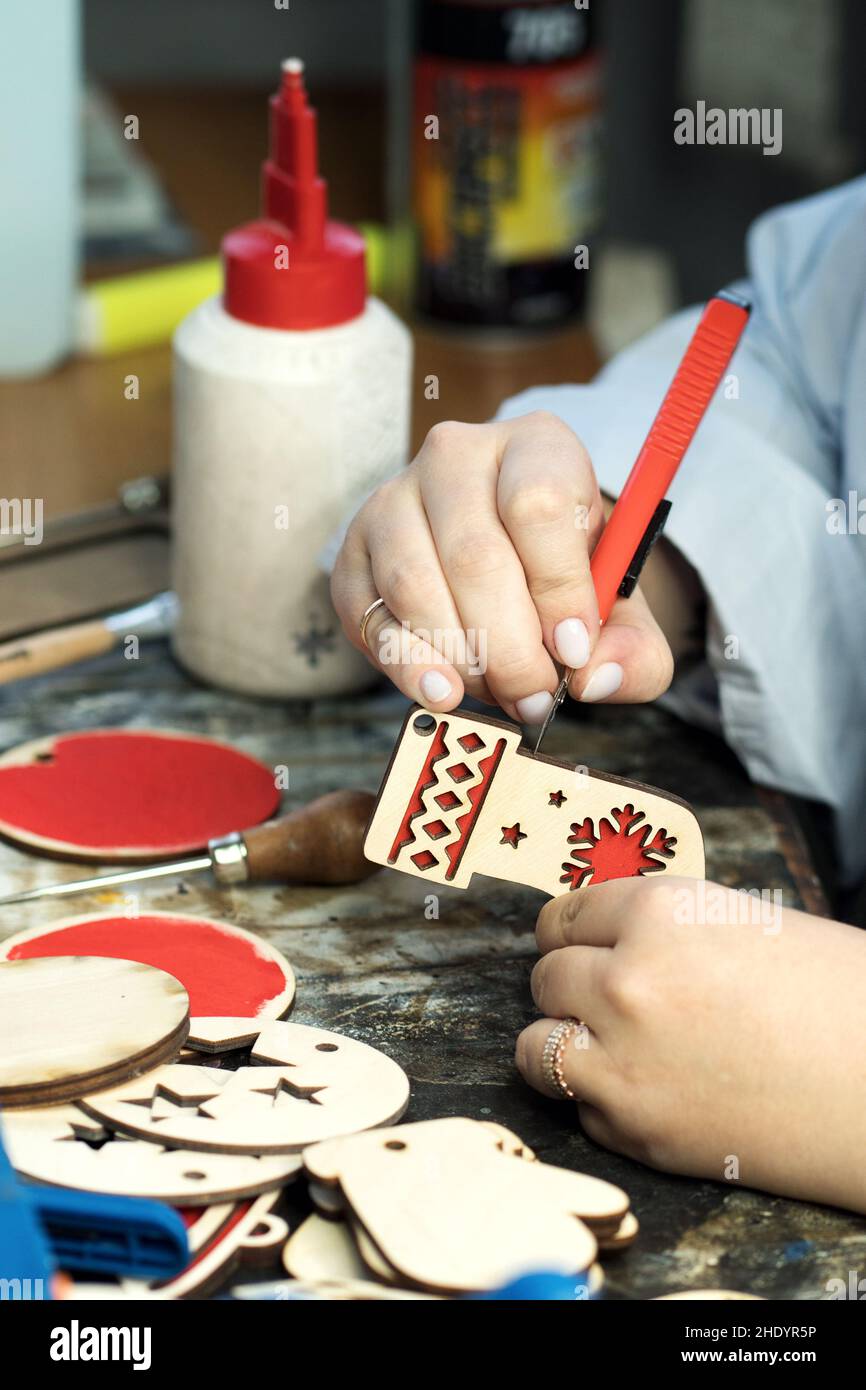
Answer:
(533, 670, 572, 754)
(0, 856, 213, 906)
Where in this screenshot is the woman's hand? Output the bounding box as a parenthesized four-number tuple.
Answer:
(516, 877, 866, 1214)
(331, 412, 675, 724)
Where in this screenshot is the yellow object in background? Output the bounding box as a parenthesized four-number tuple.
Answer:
(76, 224, 401, 357)
(76, 258, 222, 355)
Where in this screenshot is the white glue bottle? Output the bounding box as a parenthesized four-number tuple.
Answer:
(172, 59, 411, 698)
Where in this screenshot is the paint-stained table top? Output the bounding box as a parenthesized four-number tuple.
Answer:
(0, 644, 861, 1300)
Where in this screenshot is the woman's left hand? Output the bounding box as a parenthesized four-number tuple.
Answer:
(516, 876, 866, 1213)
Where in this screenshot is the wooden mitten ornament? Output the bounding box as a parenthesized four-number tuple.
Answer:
(301, 1117, 631, 1294)
(365, 706, 705, 896)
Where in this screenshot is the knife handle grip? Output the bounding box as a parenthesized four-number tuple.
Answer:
(590, 293, 750, 623)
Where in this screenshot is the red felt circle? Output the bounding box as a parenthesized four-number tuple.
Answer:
(0, 731, 280, 858)
(2, 913, 293, 1020)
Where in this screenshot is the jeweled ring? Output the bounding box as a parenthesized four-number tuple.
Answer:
(359, 597, 387, 650)
(541, 1017, 583, 1100)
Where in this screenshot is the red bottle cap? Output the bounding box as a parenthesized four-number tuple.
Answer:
(223, 59, 366, 330)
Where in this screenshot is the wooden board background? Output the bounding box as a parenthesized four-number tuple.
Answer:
(0, 642, 857, 1299)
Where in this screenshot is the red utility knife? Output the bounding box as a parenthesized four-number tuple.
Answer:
(534, 290, 751, 752)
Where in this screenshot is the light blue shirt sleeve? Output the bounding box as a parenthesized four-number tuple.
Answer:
(497, 178, 866, 886)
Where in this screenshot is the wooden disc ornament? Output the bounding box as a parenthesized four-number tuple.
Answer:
(82, 1018, 411, 1153)
(0, 911, 296, 1023)
(0, 956, 189, 1107)
(0, 729, 280, 861)
(1, 1104, 300, 1205)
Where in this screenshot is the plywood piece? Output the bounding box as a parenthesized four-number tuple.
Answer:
(655, 1289, 765, 1301)
(83, 1019, 410, 1153)
(0, 729, 280, 861)
(478, 1120, 536, 1160)
(303, 1118, 601, 1294)
(302, 1115, 523, 1186)
(234, 1277, 440, 1301)
(0, 956, 189, 1107)
(599, 1209, 640, 1251)
(112, 1192, 289, 1300)
(3, 1104, 301, 1203)
(365, 706, 705, 896)
(178, 1202, 236, 1254)
(282, 1214, 369, 1284)
(308, 1180, 345, 1215)
(149, 1192, 288, 1299)
(1, 913, 296, 1024)
(185, 1016, 274, 1051)
(501, 1152, 629, 1235)
(349, 1216, 402, 1286)
(304, 1117, 625, 1231)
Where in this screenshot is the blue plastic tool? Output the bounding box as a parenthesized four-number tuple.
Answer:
(0, 1120, 189, 1288)
(472, 1270, 599, 1300)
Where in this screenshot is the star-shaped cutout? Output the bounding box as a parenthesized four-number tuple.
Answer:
(548, 790, 567, 807)
(500, 822, 527, 848)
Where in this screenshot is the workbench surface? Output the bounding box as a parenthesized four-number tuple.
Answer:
(1, 645, 862, 1300)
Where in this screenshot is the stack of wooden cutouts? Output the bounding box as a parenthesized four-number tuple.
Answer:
(0, 956, 190, 1107)
(0, 906, 417, 1298)
(0, 811, 644, 1300)
(281, 1118, 639, 1298)
(0, 915, 641, 1299)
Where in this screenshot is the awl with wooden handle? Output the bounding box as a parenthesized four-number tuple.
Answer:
(0, 789, 376, 906)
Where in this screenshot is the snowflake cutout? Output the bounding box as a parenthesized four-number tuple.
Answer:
(560, 803, 677, 890)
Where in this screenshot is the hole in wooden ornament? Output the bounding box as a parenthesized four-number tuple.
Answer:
(34, 752, 54, 763)
(413, 713, 437, 736)
(560, 805, 678, 890)
(446, 762, 472, 782)
(423, 819, 450, 839)
(385, 1140, 407, 1151)
(183, 1171, 206, 1181)
(66, 1132, 111, 1152)
(435, 790, 461, 811)
(458, 732, 485, 753)
(411, 849, 438, 871)
(500, 823, 527, 848)
(316, 1043, 338, 1052)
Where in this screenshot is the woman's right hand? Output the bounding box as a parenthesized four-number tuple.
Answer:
(331, 411, 675, 725)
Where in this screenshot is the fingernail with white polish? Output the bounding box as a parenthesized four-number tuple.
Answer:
(516, 691, 554, 724)
(580, 662, 624, 702)
(420, 669, 452, 704)
(554, 617, 591, 669)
